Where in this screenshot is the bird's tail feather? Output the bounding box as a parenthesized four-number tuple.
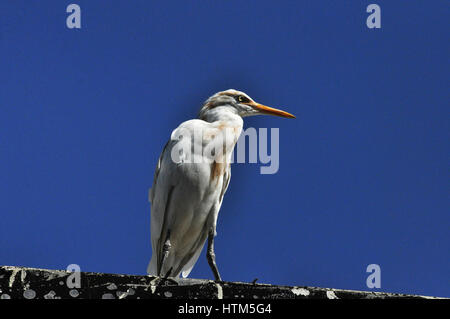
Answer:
(146, 255, 157, 276)
(181, 246, 203, 278)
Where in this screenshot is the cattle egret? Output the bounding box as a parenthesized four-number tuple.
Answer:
(147, 89, 295, 280)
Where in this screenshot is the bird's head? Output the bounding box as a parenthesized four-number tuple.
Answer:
(199, 89, 295, 121)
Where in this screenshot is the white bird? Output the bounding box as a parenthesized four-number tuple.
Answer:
(147, 89, 295, 280)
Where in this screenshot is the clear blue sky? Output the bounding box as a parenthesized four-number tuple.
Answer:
(0, 1, 448, 297)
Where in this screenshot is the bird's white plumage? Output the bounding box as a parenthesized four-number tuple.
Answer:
(147, 112, 242, 277)
(147, 89, 294, 279)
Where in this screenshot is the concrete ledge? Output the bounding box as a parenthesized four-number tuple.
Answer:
(0, 266, 440, 299)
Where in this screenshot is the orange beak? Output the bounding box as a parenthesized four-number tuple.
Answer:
(248, 102, 296, 118)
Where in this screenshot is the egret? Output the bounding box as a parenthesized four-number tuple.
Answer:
(147, 89, 295, 280)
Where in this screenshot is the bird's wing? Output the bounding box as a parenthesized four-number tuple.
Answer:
(148, 140, 169, 204)
(147, 140, 175, 275)
(148, 119, 237, 277)
(148, 120, 213, 276)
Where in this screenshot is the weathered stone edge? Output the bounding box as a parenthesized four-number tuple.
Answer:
(0, 266, 442, 299)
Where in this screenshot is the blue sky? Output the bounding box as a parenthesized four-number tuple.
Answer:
(0, 1, 448, 297)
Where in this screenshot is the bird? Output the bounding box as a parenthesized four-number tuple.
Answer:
(147, 89, 295, 280)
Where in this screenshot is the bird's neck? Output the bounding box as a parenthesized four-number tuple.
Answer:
(199, 105, 243, 126)
(199, 106, 243, 163)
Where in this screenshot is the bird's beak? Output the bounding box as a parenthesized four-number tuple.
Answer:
(249, 102, 296, 118)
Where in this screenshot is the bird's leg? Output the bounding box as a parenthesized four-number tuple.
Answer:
(164, 267, 173, 279)
(156, 230, 178, 286)
(207, 228, 222, 281)
(158, 230, 171, 277)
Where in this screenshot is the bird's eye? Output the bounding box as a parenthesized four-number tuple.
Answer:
(236, 95, 249, 103)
